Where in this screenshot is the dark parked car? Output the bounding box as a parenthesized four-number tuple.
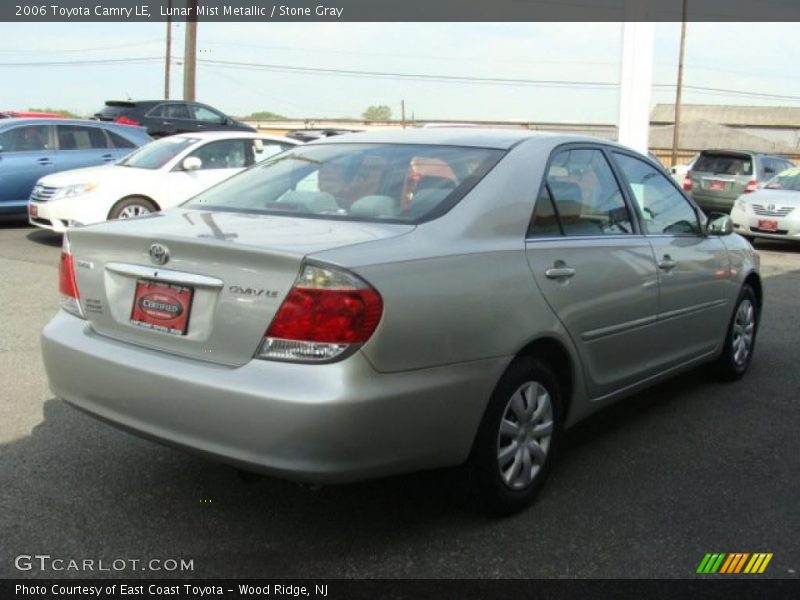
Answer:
(0, 118, 150, 216)
(285, 128, 360, 142)
(93, 100, 255, 138)
(685, 149, 796, 213)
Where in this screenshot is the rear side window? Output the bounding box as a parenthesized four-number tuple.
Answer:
(56, 125, 109, 150)
(529, 148, 632, 237)
(0, 125, 50, 152)
(185, 143, 504, 223)
(107, 130, 136, 149)
(614, 152, 701, 236)
(693, 153, 752, 176)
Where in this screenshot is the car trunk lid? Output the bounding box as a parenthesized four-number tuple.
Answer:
(67, 209, 413, 366)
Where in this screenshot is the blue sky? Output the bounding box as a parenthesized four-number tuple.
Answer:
(0, 22, 798, 122)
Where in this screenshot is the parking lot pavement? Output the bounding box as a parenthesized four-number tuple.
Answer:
(0, 220, 798, 579)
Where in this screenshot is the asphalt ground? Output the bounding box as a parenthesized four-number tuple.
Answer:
(0, 218, 798, 579)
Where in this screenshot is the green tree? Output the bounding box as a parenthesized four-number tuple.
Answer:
(241, 110, 287, 120)
(362, 105, 392, 121)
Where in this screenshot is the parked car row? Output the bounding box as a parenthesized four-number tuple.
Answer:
(672, 149, 799, 243)
(28, 132, 298, 232)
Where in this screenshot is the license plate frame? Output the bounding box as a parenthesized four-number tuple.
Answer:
(709, 181, 726, 191)
(130, 279, 194, 336)
(758, 219, 779, 232)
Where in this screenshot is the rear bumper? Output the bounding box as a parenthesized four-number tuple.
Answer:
(691, 193, 735, 213)
(42, 311, 506, 483)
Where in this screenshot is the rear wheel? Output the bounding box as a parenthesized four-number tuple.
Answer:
(463, 357, 562, 516)
(108, 196, 158, 220)
(713, 284, 758, 380)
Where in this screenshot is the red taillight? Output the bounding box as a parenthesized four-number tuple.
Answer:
(266, 287, 382, 344)
(683, 172, 693, 191)
(58, 248, 83, 318)
(744, 180, 758, 194)
(114, 115, 141, 126)
(59, 251, 79, 298)
(258, 264, 383, 362)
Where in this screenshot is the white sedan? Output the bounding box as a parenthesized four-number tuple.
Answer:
(28, 132, 299, 232)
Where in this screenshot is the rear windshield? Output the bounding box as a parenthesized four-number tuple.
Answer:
(184, 143, 505, 223)
(95, 104, 135, 118)
(118, 136, 197, 169)
(765, 167, 800, 192)
(693, 153, 753, 176)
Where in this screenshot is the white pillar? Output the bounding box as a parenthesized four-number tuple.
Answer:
(617, 8, 655, 153)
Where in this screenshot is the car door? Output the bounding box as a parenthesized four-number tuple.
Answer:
(165, 138, 250, 208)
(53, 124, 117, 172)
(611, 151, 733, 370)
(0, 123, 56, 208)
(525, 145, 661, 399)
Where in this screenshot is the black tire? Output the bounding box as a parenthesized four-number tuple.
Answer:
(712, 284, 759, 381)
(463, 356, 563, 516)
(108, 196, 158, 220)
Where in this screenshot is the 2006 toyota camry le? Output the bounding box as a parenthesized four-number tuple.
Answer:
(42, 129, 761, 515)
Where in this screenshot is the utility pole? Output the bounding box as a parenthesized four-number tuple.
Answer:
(671, 0, 688, 168)
(164, 0, 172, 99)
(183, 0, 197, 101)
(401, 99, 406, 128)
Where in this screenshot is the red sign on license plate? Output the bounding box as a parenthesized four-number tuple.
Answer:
(758, 219, 779, 232)
(29, 204, 38, 218)
(130, 280, 194, 335)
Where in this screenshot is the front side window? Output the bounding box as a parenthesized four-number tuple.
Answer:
(56, 125, 109, 150)
(614, 152, 701, 236)
(186, 139, 248, 170)
(529, 148, 632, 237)
(193, 105, 225, 123)
(0, 125, 50, 152)
(185, 143, 504, 223)
(118, 136, 198, 170)
(253, 141, 294, 163)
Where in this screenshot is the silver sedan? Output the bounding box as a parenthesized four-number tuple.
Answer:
(42, 129, 761, 515)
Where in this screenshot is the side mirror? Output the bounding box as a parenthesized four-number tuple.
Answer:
(253, 139, 264, 154)
(182, 156, 202, 171)
(706, 212, 733, 236)
(225, 117, 235, 126)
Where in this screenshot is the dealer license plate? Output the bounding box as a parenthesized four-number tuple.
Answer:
(130, 279, 194, 335)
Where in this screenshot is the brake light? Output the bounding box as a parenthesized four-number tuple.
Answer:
(58, 235, 83, 318)
(683, 172, 693, 191)
(258, 264, 383, 362)
(744, 180, 758, 194)
(114, 115, 141, 126)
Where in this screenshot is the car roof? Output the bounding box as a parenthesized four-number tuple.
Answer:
(0, 117, 132, 127)
(308, 127, 623, 150)
(168, 131, 300, 143)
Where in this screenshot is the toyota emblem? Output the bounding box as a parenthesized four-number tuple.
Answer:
(149, 243, 170, 266)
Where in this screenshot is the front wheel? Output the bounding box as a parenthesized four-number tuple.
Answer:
(463, 357, 562, 516)
(713, 284, 759, 381)
(108, 196, 158, 220)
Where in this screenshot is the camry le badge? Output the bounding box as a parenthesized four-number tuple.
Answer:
(149, 243, 170, 266)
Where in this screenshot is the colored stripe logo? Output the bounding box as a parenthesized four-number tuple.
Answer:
(697, 553, 773, 574)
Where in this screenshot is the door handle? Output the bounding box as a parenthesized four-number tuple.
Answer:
(545, 262, 576, 280)
(101, 153, 115, 162)
(36, 157, 53, 166)
(658, 255, 677, 271)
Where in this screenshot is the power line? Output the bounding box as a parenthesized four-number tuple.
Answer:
(1, 55, 799, 105)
